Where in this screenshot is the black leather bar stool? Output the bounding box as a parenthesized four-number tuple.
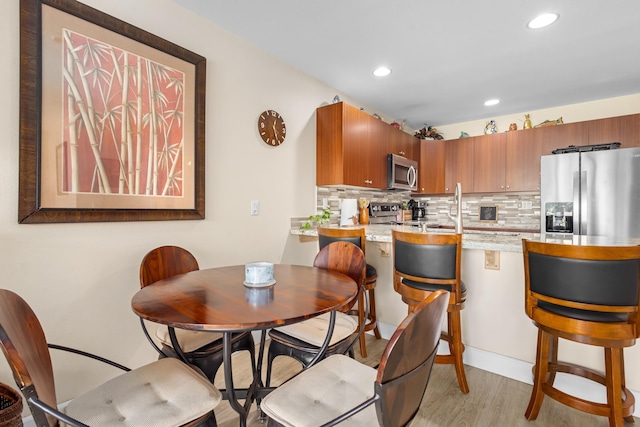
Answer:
(318, 226, 381, 358)
(392, 229, 469, 394)
(522, 239, 640, 426)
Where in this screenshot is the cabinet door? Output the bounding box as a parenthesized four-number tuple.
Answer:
(505, 130, 541, 191)
(539, 121, 589, 156)
(473, 133, 506, 193)
(418, 139, 445, 194)
(588, 114, 640, 148)
(392, 130, 419, 161)
(316, 102, 344, 186)
(445, 137, 474, 194)
(365, 117, 389, 188)
(342, 104, 374, 187)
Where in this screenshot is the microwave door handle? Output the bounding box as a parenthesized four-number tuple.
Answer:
(407, 165, 417, 187)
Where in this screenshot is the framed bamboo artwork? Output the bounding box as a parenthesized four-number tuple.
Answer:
(19, 0, 206, 223)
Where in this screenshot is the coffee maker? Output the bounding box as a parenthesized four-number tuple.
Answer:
(408, 199, 426, 221)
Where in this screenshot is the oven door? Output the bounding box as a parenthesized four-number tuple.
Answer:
(387, 154, 418, 190)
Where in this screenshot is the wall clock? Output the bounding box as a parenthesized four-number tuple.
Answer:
(258, 110, 286, 146)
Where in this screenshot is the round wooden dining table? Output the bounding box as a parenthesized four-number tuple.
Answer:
(131, 264, 358, 426)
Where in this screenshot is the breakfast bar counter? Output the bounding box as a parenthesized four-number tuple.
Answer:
(283, 224, 640, 410)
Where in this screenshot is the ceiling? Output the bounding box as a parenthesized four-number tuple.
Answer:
(171, 0, 640, 128)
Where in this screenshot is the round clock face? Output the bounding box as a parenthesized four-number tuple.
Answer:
(258, 110, 286, 146)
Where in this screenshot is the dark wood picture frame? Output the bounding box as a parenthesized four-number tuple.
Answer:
(479, 205, 498, 222)
(19, 0, 206, 223)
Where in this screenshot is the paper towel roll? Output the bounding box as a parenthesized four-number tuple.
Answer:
(340, 199, 358, 226)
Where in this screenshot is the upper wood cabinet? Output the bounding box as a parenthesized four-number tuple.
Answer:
(316, 102, 384, 188)
(390, 127, 419, 160)
(316, 102, 419, 188)
(445, 136, 474, 194)
(417, 139, 445, 194)
(473, 133, 506, 193)
(588, 114, 640, 148)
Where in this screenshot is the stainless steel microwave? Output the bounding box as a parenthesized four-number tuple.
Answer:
(387, 154, 418, 191)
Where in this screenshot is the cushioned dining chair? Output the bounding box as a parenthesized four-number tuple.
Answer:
(140, 245, 256, 382)
(265, 241, 367, 388)
(522, 239, 640, 426)
(392, 229, 469, 394)
(318, 226, 381, 358)
(261, 289, 449, 426)
(0, 288, 221, 427)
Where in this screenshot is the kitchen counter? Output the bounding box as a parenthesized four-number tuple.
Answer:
(291, 224, 640, 253)
(292, 224, 538, 253)
(284, 224, 640, 405)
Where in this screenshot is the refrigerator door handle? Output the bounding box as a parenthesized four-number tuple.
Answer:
(580, 171, 587, 235)
(573, 172, 580, 235)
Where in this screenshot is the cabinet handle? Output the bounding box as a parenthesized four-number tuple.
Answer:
(501, 185, 504, 189)
(506, 185, 510, 189)
(445, 187, 449, 191)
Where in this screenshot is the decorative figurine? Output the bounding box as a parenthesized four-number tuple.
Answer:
(484, 120, 497, 134)
(523, 114, 532, 129)
(509, 123, 518, 131)
(459, 131, 470, 138)
(534, 117, 564, 128)
(332, 95, 341, 104)
(414, 126, 444, 140)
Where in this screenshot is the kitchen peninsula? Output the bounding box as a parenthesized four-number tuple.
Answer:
(285, 224, 640, 413)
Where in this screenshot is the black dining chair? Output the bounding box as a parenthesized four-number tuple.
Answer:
(140, 245, 256, 382)
(0, 288, 222, 427)
(265, 241, 367, 388)
(260, 290, 449, 426)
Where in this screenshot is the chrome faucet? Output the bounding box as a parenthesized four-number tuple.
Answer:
(447, 182, 463, 234)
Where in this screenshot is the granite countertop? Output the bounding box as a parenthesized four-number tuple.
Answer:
(291, 224, 539, 253)
(291, 224, 640, 253)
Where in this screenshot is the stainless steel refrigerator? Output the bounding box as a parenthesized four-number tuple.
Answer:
(540, 147, 640, 238)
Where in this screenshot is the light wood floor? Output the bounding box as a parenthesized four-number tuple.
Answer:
(212, 335, 638, 426)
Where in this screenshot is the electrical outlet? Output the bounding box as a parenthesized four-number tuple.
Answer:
(462, 201, 468, 210)
(522, 201, 532, 210)
(250, 200, 259, 216)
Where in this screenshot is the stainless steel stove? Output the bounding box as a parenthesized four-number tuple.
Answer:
(368, 202, 402, 224)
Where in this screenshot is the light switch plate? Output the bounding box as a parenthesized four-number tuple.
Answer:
(250, 200, 259, 216)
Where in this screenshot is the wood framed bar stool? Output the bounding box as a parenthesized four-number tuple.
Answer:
(522, 239, 640, 427)
(318, 226, 381, 358)
(392, 229, 469, 394)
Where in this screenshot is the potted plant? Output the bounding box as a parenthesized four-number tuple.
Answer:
(301, 207, 331, 229)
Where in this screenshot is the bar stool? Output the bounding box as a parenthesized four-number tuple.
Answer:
(392, 229, 469, 394)
(522, 239, 640, 426)
(318, 226, 381, 358)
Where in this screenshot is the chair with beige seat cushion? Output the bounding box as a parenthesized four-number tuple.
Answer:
(0, 288, 221, 427)
(260, 290, 449, 427)
(140, 245, 256, 382)
(265, 241, 366, 388)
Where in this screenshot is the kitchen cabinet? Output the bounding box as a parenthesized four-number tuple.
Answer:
(588, 113, 640, 148)
(445, 136, 474, 194)
(316, 102, 386, 188)
(390, 127, 419, 161)
(473, 133, 506, 193)
(417, 139, 445, 194)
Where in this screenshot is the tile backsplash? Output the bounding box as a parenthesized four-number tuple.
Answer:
(314, 187, 541, 231)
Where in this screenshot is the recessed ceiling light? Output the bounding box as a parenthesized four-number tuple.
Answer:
(484, 99, 500, 106)
(373, 66, 391, 77)
(527, 13, 559, 29)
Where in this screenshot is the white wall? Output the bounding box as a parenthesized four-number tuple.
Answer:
(0, 0, 364, 407)
(1, 0, 639, 415)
